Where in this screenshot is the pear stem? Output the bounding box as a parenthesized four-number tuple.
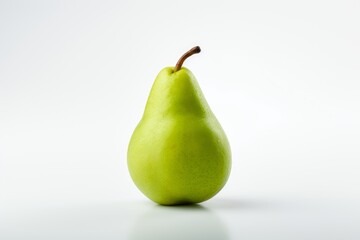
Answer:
(174, 46, 201, 72)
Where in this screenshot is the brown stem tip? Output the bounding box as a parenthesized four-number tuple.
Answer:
(174, 46, 201, 72)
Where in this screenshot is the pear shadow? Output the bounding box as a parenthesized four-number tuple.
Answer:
(128, 203, 229, 240)
(204, 197, 292, 212)
(155, 203, 206, 210)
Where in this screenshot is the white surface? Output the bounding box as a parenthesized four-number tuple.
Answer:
(1, 0, 360, 239)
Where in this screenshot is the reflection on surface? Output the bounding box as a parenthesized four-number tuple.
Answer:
(129, 204, 228, 240)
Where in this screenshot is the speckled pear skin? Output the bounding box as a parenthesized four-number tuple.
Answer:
(127, 67, 231, 205)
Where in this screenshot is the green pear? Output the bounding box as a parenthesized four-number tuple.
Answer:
(127, 46, 231, 205)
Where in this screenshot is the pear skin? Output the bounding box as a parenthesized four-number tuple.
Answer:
(127, 47, 231, 205)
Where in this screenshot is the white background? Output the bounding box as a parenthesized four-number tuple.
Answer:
(1, 0, 360, 239)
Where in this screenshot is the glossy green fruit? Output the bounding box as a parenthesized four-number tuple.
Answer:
(127, 47, 231, 205)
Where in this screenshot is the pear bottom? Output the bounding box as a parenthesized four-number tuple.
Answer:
(127, 117, 231, 206)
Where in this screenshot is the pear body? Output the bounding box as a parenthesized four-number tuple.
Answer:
(127, 67, 231, 205)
